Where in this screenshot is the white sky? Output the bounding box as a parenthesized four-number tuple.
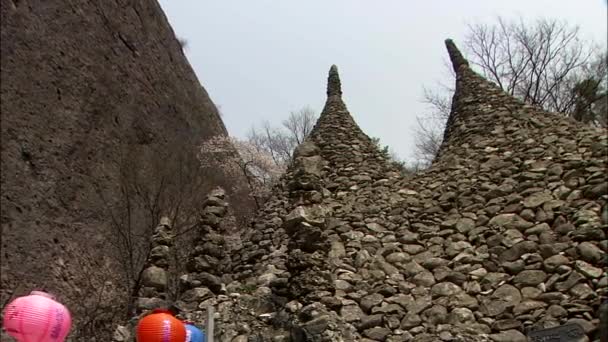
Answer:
(158, 0, 607, 162)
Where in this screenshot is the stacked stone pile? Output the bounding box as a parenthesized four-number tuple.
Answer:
(383, 40, 607, 341)
(215, 40, 605, 341)
(177, 188, 232, 314)
(114, 39, 606, 342)
(134, 217, 174, 314)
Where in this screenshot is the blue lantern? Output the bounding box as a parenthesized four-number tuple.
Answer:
(184, 321, 206, 342)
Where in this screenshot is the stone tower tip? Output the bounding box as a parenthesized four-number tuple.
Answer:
(327, 64, 342, 97)
(445, 39, 469, 73)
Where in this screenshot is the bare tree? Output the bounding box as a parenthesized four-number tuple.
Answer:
(414, 16, 607, 166)
(283, 106, 317, 146)
(247, 106, 318, 167)
(465, 17, 606, 116)
(94, 138, 218, 322)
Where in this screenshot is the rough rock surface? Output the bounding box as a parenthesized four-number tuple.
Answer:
(145, 41, 607, 342)
(0, 0, 254, 338)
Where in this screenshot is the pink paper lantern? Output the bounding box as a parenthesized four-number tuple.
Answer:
(2, 290, 72, 342)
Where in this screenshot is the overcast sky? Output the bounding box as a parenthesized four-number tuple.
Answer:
(158, 1, 607, 162)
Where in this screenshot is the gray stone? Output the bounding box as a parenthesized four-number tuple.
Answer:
(360, 293, 384, 312)
(577, 242, 604, 263)
(181, 287, 212, 302)
(112, 325, 131, 342)
(364, 327, 391, 340)
(489, 329, 526, 342)
(543, 254, 570, 272)
(406, 295, 432, 314)
(141, 266, 168, 289)
(499, 241, 538, 262)
(523, 191, 553, 208)
(359, 314, 384, 330)
(574, 260, 603, 278)
(456, 218, 476, 233)
(489, 214, 533, 230)
(448, 307, 475, 324)
(136, 297, 166, 310)
(400, 313, 422, 329)
(412, 271, 436, 287)
(301, 315, 330, 335)
(340, 305, 364, 322)
(513, 270, 547, 286)
(431, 282, 462, 297)
(513, 300, 547, 315)
(198, 272, 223, 292)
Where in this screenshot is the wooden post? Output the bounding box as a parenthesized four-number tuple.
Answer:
(207, 305, 215, 342)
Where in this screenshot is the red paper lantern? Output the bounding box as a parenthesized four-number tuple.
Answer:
(136, 309, 186, 342)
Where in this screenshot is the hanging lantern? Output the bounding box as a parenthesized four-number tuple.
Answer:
(2, 290, 72, 342)
(184, 321, 206, 342)
(136, 309, 186, 342)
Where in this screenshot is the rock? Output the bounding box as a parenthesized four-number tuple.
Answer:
(359, 314, 384, 330)
(386, 252, 410, 264)
(513, 270, 547, 286)
(513, 300, 547, 315)
(360, 293, 384, 312)
(364, 327, 391, 340)
(448, 308, 475, 324)
(489, 214, 533, 230)
(456, 218, 476, 233)
(181, 287, 212, 302)
(340, 305, 364, 322)
(113, 325, 131, 342)
(406, 295, 432, 314)
(545, 304, 567, 318)
(301, 315, 330, 335)
(136, 297, 166, 310)
(502, 229, 524, 247)
(294, 141, 320, 157)
(298, 155, 324, 176)
(566, 318, 595, 334)
(400, 313, 422, 329)
(412, 271, 436, 287)
(543, 254, 570, 272)
(499, 241, 538, 262)
(489, 329, 527, 342)
(431, 282, 462, 297)
(366, 222, 386, 232)
(493, 284, 522, 304)
(569, 283, 595, 298)
(577, 242, 604, 264)
(198, 272, 223, 293)
(141, 266, 168, 290)
(492, 319, 521, 331)
(402, 244, 425, 255)
(523, 191, 553, 208)
(574, 260, 603, 278)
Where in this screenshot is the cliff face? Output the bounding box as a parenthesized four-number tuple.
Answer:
(171, 44, 607, 342)
(0, 0, 254, 337)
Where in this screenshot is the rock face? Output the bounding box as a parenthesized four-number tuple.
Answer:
(165, 42, 607, 341)
(0, 0, 254, 338)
